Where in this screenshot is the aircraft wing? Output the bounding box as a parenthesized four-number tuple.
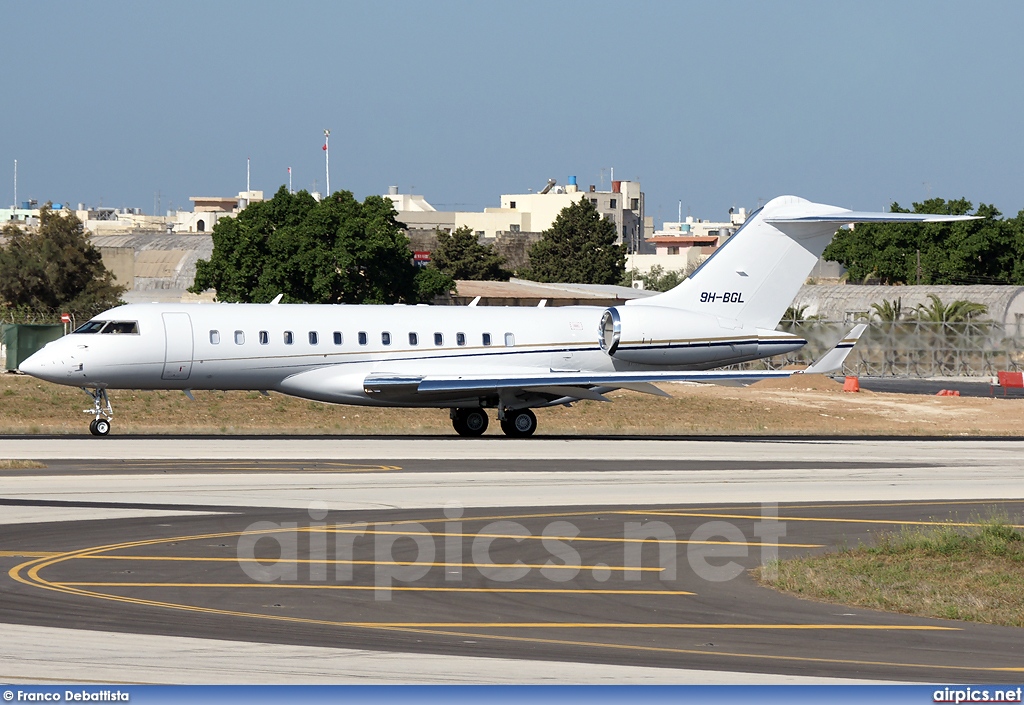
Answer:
(364, 326, 866, 404)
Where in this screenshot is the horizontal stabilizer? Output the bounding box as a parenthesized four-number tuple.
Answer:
(803, 324, 867, 375)
(766, 212, 979, 224)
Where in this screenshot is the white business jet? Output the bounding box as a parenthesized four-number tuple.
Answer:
(18, 196, 974, 437)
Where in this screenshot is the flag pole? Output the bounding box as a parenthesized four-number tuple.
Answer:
(324, 129, 330, 196)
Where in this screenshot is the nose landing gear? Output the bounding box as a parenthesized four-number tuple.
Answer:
(83, 387, 113, 436)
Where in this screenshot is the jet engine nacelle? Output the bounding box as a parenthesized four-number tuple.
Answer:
(598, 306, 798, 366)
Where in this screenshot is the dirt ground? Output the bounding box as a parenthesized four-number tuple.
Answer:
(0, 372, 1019, 436)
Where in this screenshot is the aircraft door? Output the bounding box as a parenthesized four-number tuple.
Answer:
(162, 312, 194, 380)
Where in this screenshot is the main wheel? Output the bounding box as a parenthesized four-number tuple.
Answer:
(500, 409, 537, 438)
(452, 408, 488, 437)
(92, 419, 111, 436)
(89, 419, 98, 435)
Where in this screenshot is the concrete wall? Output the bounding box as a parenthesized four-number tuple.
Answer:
(98, 247, 135, 288)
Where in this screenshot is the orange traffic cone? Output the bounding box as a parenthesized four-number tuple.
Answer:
(843, 376, 860, 392)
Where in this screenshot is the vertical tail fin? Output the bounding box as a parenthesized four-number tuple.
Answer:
(628, 196, 978, 330)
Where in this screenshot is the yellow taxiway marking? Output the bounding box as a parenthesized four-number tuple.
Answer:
(54, 582, 693, 596)
(619, 510, 1024, 529)
(72, 555, 663, 572)
(302, 622, 954, 630)
(327, 528, 821, 548)
(92, 461, 402, 473)
(360, 625, 1023, 675)
(15, 557, 1007, 678)
(0, 551, 60, 558)
(25, 552, 1024, 677)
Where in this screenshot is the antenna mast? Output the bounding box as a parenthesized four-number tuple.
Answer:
(323, 129, 330, 196)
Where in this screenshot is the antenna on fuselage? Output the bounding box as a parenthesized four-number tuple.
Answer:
(270, 294, 284, 305)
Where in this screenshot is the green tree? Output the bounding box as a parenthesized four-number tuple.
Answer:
(519, 197, 625, 284)
(191, 186, 453, 303)
(621, 264, 689, 292)
(823, 198, 1017, 285)
(0, 205, 126, 316)
(430, 226, 510, 280)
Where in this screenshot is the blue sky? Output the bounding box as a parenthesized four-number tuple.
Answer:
(2, 1, 1023, 225)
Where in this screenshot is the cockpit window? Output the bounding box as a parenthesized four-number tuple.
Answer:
(100, 321, 139, 335)
(73, 320, 107, 334)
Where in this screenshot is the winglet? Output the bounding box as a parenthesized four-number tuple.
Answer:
(802, 324, 867, 375)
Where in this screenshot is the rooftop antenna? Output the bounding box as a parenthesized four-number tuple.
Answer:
(247, 157, 250, 193)
(323, 129, 331, 196)
(13, 159, 17, 214)
(288, 166, 292, 194)
(678, 200, 682, 224)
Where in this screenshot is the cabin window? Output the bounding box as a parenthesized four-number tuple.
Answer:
(234, 330, 245, 345)
(284, 331, 294, 345)
(358, 331, 368, 346)
(382, 331, 392, 346)
(309, 331, 319, 345)
(210, 330, 220, 345)
(456, 332, 466, 346)
(409, 332, 418, 346)
(434, 332, 443, 346)
(259, 331, 269, 345)
(100, 321, 138, 334)
(333, 331, 343, 345)
(73, 320, 106, 334)
(482, 333, 491, 346)
(504, 332, 515, 347)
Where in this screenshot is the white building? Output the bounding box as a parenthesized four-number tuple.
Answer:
(624, 208, 749, 275)
(388, 175, 652, 246)
(173, 191, 264, 233)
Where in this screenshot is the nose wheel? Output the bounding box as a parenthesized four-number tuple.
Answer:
(89, 418, 111, 436)
(83, 387, 113, 436)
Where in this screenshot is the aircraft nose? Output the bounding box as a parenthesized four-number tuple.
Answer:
(18, 349, 60, 381)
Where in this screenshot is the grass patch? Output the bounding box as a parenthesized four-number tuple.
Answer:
(757, 519, 1024, 627)
(0, 459, 46, 469)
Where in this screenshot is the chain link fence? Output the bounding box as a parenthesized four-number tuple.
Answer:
(758, 320, 1024, 377)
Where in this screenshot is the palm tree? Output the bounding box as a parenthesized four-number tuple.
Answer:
(783, 304, 811, 323)
(913, 294, 988, 323)
(912, 294, 989, 375)
(870, 297, 903, 322)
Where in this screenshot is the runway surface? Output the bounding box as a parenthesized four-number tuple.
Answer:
(2, 436, 1023, 684)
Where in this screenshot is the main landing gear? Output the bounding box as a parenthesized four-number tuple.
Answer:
(84, 387, 113, 436)
(500, 408, 537, 438)
(449, 407, 537, 438)
(451, 408, 489, 437)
